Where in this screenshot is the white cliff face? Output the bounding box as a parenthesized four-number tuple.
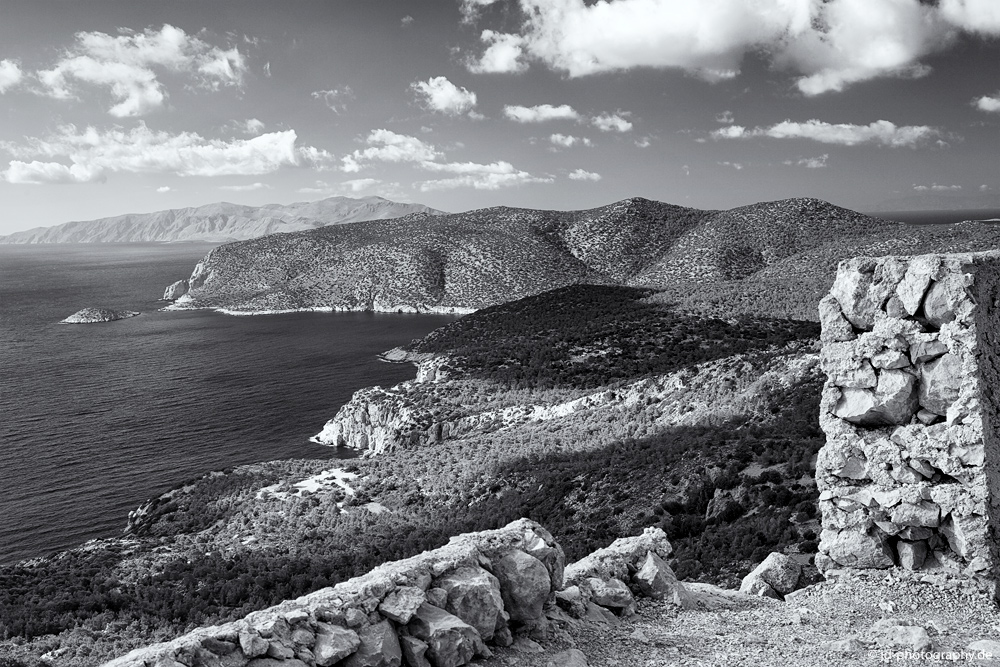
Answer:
(162, 279, 189, 301)
(816, 252, 1000, 581)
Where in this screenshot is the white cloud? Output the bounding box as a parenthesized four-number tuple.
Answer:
(343, 178, 381, 192)
(712, 119, 939, 147)
(411, 76, 478, 116)
(974, 93, 1000, 113)
(549, 133, 592, 148)
(219, 182, 270, 191)
(504, 103, 580, 123)
(981, 184, 991, 192)
(682, 164, 690, 176)
(418, 160, 552, 191)
(35, 24, 245, 117)
(719, 161, 744, 170)
(715, 110, 734, 124)
(312, 87, 355, 114)
(341, 129, 441, 172)
(568, 168, 601, 181)
(467, 30, 529, 73)
(233, 118, 265, 135)
(401, 15, 415, 27)
(592, 112, 632, 133)
(2, 124, 330, 184)
(0, 59, 22, 93)
(461, 0, 1000, 95)
(635, 137, 652, 148)
(156, 185, 171, 193)
(783, 154, 829, 168)
(914, 183, 962, 192)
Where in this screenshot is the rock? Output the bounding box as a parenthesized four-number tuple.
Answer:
(266, 642, 294, 660)
(740, 576, 779, 599)
(820, 342, 876, 388)
(583, 601, 618, 625)
(923, 276, 965, 327)
(871, 349, 909, 370)
(632, 551, 693, 607)
(511, 637, 545, 653)
(163, 279, 190, 300)
(399, 636, 431, 667)
(898, 526, 933, 541)
(833, 456, 868, 480)
(834, 370, 918, 427)
(890, 501, 940, 528)
(918, 353, 963, 416)
(878, 624, 933, 652)
(344, 620, 402, 667)
(434, 567, 503, 640)
(830, 258, 905, 329)
(345, 608, 368, 628)
(826, 636, 864, 653)
(895, 256, 937, 315)
(966, 639, 1000, 656)
(239, 632, 269, 658)
(424, 588, 448, 609)
(378, 586, 425, 624)
(821, 529, 894, 569)
(547, 648, 589, 667)
(585, 577, 634, 610)
(563, 527, 673, 586)
(201, 638, 237, 655)
(916, 409, 942, 425)
(819, 294, 856, 342)
(248, 659, 308, 667)
(897, 540, 928, 571)
(910, 339, 948, 364)
(314, 624, 362, 667)
(493, 550, 550, 622)
(740, 552, 801, 596)
(555, 585, 587, 617)
(60, 307, 140, 324)
(941, 513, 982, 559)
(407, 604, 485, 667)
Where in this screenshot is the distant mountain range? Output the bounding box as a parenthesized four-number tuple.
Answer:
(163, 196, 1000, 317)
(870, 192, 1000, 213)
(0, 196, 445, 243)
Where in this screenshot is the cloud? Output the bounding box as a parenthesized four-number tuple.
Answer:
(1, 124, 331, 184)
(0, 59, 22, 93)
(35, 24, 246, 117)
(343, 178, 381, 192)
(418, 160, 553, 191)
(156, 185, 171, 193)
(913, 183, 962, 192)
(974, 93, 1000, 113)
(312, 86, 355, 114)
(715, 110, 734, 124)
(411, 76, 478, 116)
(549, 133, 592, 148)
(718, 161, 744, 170)
(783, 154, 829, 168)
(568, 168, 601, 181)
(981, 184, 991, 192)
(467, 30, 529, 73)
(592, 112, 632, 132)
(504, 103, 580, 123)
(461, 0, 1000, 95)
(712, 119, 940, 147)
(219, 182, 270, 191)
(341, 129, 441, 172)
(635, 137, 652, 148)
(231, 118, 265, 135)
(401, 15, 415, 27)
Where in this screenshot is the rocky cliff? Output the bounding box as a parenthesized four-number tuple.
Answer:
(0, 196, 444, 244)
(160, 196, 1000, 317)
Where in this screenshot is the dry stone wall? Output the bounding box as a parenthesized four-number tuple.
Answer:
(101, 522, 689, 667)
(817, 252, 1000, 585)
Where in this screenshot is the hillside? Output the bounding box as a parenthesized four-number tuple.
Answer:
(162, 196, 1000, 318)
(0, 196, 444, 244)
(0, 286, 824, 665)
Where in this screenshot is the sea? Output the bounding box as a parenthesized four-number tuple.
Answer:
(0, 243, 458, 566)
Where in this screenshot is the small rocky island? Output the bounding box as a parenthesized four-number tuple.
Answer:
(60, 308, 140, 324)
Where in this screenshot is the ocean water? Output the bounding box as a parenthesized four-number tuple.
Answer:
(0, 243, 458, 566)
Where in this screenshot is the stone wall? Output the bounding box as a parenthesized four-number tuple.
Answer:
(102, 521, 688, 667)
(816, 252, 1000, 584)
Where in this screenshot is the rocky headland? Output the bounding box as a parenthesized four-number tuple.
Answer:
(0, 195, 444, 244)
(59, 308, 140, 324)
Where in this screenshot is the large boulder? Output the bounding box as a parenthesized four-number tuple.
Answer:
(584, 577, 634, 611)
(818, 294, 856, 342)
(493, 551, 550, 622)
(820, 529, 894, 569)
(314, 624, 362, 667)
(378, 586, 425, 624)
(407, 604, 486, 667)
(632, 551, 692, 607)
(830, 258, 905, 329)
(343, 621, 401, 667)
(739, 552, 801, 597)
(434, 567, 503, 640)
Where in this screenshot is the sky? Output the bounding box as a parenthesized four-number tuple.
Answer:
(1, 0, 1000, 234)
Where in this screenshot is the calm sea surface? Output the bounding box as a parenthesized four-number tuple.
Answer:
(0, 243, 457, 566)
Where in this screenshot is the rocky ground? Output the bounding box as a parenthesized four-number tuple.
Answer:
(491, 568, 1000, 667)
